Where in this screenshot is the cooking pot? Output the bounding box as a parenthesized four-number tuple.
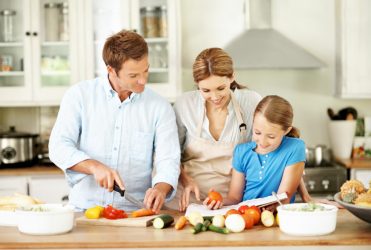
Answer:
(0, 126, 39, 165)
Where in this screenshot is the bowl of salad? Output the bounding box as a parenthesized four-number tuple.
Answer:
(15, 204, 75, 235)
(277, 203, 338, 236)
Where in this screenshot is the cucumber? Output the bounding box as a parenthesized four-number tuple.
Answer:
(153, 214, 174, 229)
(191, 222, 204, 234)
(208, 224, 230, 234)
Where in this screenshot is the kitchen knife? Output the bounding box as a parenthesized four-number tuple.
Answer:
(113, 182, 146, 209)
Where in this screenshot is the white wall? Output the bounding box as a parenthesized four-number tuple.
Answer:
(180, 0, 371, 147)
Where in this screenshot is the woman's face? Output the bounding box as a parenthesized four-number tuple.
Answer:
(198, 75, 233, 109)
(252, 113, 290, 154)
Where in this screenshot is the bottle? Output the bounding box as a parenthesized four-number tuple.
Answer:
(0, 9, 16, 42)
(158, 5, 167, 37)
(59, 3, 69, 41)
(140, 6, 159, 38)
(44, 3, 60, 41)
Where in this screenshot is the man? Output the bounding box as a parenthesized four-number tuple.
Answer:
(49, 30, 180, 213)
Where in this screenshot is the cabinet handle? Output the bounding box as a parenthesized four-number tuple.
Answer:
(32, 32, 38, 36)
(25, 31, 31, 36)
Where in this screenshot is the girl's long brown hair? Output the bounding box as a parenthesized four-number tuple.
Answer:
(254, 95, 300, 138)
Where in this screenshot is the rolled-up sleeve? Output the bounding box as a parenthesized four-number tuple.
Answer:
(48, 85, 90, 186)
(152, 102, 181, 201)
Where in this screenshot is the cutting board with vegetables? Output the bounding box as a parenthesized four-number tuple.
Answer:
(76, 214, 158, 227)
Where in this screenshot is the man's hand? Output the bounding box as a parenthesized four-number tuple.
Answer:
(144, 182, 172, 213)
(70, 159, 125, 191)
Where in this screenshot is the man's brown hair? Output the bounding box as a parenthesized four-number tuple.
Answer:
(102, 30, 148, 73)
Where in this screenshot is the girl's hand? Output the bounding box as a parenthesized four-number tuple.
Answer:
(203, 197, 223, 210)
(178, 177, 201, 212)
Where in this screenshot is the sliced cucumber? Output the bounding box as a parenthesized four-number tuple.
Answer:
(153, 214, 174, 229)
(191, 222, 204, 234)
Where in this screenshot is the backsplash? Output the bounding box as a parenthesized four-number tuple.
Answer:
(0, 106, 59, 153)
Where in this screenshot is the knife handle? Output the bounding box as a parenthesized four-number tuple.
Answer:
(113, 182, 125, 197)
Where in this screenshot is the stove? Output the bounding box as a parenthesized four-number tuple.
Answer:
(298, 163, 347, 201)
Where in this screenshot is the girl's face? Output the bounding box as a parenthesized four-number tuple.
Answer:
(252, 113, 291, 154)
(198, 75, 233, 109)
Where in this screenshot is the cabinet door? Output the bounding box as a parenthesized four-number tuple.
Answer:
(31, 0, 80, 104)
(0, 0, 33, 103)
(351, 169, 371, 187)
(28, 175, 70, 204)
(0, 176, 28, 196)
(84, 0, 181, 101)
(336, 0, 371, 98)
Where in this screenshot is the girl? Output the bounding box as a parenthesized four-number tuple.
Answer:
(204, 95, 306, 209)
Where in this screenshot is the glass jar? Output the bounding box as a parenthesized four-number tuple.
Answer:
(0, 55, 14, 71)
(140, 6, 159, 38)
(59, 2, 69, 41)
(0, 10, 16, 42)
(44, 3, 60, 41)
(158, 6, 167, 37)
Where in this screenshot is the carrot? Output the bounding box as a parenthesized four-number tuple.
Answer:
(131, 208, 155, 218)
(174, 216, 188, 230)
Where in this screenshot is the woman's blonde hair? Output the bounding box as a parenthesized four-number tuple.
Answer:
(254, 95, 300, 138)
(192, 48, 245, 90)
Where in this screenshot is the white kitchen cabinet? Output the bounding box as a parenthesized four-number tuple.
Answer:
(350, 169, 371, 188)
(83, 0, 181, 101)
(0, 176, 28, 196)
(0, 0, 81, 106)
(336, 0, 371, 98)
(28, 175, 70, 204)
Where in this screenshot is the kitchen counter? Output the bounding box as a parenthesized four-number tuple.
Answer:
(336, 158, 371, 169)
(0, 165, 62, 176)
(0, 209, 370, 250)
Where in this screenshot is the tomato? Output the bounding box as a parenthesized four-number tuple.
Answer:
(241, 213, 254, 229)
(207, 191, 223, 205)
(245, 207, 261, 225)
(225, 209, 240, 218)
(249, 205, 261, 215)
(238, 205, 249, 214)
(102, 205, 128, 220)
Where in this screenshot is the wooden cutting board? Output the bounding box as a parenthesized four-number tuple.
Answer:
(76, 215, 158, 227)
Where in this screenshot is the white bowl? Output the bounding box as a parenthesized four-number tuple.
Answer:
(16, 204, 74, 235)
(277, 203, 338, 236)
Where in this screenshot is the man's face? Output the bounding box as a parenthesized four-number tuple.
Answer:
(110, 55, 149, 94)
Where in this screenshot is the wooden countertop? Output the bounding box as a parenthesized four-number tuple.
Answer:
(336, 158, 371, 169)
(0, 165, 63, 176)
(0, 210, 370, 249)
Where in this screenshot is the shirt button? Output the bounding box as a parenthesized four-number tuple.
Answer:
(259, 177, 262, 180)
(114, 147, 117, 151)
(262, 166, 264, 169)
(263, 161, 265, 163)
(115, 126, 119, 129)
(266, 155, 268, 157)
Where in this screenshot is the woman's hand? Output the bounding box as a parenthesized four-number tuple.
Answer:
(203, 197, 223, 210)
(179, 176, 201, 212)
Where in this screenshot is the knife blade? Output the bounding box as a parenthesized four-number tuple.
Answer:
(113, 182, 145, 209)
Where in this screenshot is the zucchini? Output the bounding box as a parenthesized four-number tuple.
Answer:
(208, 224, 230, 234)
(153, 214, 174, 229)
(203, 216, 213, 222)
(191, 222, 204, 234)
(202, 220, 211, 231)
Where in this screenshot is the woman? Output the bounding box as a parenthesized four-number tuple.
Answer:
(165, 48, 313, 211)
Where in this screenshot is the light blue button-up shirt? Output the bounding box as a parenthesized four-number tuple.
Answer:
(49, 77, 180, 211)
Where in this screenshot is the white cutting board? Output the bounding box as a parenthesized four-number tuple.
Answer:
(76, 214, 158, 227)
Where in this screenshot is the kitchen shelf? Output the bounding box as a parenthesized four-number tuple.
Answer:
(42, 41, 70, 47)
(145, 37, 168, 43)
(0, 42, 23, 47)
(0, 71, 24, 76)
(41, 71, 71, 76)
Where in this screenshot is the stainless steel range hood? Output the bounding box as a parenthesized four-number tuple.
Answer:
(224, 0, 325, 69)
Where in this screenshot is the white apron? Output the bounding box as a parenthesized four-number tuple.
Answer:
(166, 91, 247, 209)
